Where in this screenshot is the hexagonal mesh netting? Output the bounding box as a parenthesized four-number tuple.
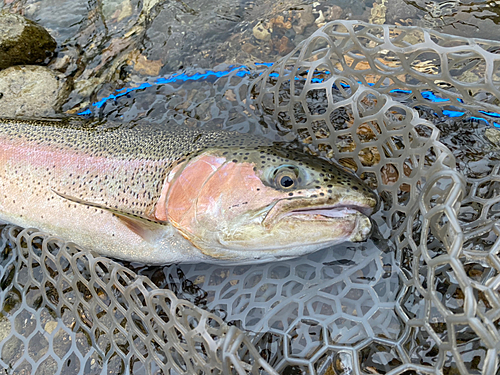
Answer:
(0, 226, 276, 374)
(1, 20, 500, 374)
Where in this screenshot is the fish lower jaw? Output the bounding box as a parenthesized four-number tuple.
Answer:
(196, 240, 346, 264)
(191, 213, 372, 263)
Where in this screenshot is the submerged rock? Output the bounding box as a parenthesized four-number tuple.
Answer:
(0, 65, 70, 116)
(0, 12, 57, 70)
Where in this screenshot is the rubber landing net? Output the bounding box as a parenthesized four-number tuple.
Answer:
(1, 20, 500, 374)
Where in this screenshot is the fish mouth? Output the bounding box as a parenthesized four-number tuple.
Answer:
(207, 199, 376, 259)
(263, 199, 375, 227)
(287, 204, 374, 218)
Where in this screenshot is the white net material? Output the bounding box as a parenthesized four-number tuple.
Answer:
(1, 20, 500, 374)
(0, 226, 277, 374)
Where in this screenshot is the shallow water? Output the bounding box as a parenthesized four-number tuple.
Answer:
(1, 0, 500, 374)
(4, 0, 500, 115)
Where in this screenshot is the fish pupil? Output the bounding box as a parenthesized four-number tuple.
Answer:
(280, 176, 294, 188)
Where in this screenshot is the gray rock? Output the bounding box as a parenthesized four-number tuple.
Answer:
(0, 11, 57, 70)
(0, 65, 70, 116)
(386, 0, 418, 24)
(0, 317, 11, 343)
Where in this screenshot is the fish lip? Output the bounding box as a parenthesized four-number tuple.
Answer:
(289, 203, 374, 217)
(263, 199, 375, 227)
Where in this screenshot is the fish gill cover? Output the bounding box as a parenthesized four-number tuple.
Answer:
(1, 20, 500, 374)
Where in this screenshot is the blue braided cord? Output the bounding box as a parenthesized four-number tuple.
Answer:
(77, 64, 500, 126)
(79, 65, 252, 113)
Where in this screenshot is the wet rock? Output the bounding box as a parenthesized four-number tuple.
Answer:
(485, 128, 500, 146)
(311, 4, 343, 28)
(270, 35, 294, 55)
(241, 42, 255, 54)
(127, 51, 163, 76)
(0, 11, 57, 70)
(386, 0, 418, 24)
(143, 0, 248, 71)
(0, 65, 70, 116)
(270, 15, 292, 31)
(324, 5, 344, 22)
(102, 0, 134, 23)
(314, 10, 326, 28)
(253, 21, 272, 41)
(369, 0, 387, 25)
(0, 318, 10, 343)
(293, 5, 315, 34)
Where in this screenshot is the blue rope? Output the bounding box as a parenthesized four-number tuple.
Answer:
(78, 64, 500, 127)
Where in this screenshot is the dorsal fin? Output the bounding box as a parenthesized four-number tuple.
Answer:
(52, 190, 168, 241)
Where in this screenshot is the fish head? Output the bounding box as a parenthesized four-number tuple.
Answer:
(161, 145, 378, 262)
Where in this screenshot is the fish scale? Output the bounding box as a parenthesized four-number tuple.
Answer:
(0, 118, 272, 216)
(0, 117, 377, 264)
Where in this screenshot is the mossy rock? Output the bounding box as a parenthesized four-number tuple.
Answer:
(0, 12, 57, 70)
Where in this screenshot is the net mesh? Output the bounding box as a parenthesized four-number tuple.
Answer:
(0, 226, 277, 374)
(1, 20, 500, 374)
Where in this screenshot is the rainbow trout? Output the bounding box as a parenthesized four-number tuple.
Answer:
(0, 118, 377, 264)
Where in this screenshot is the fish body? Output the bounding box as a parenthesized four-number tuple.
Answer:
(0, 118, 377, 264)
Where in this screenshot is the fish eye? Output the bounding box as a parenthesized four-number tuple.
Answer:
(273, 166, 299, 190)
(280, 175, 294, 188)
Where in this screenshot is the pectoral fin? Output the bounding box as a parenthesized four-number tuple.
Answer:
(52, 190, 167, 241)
